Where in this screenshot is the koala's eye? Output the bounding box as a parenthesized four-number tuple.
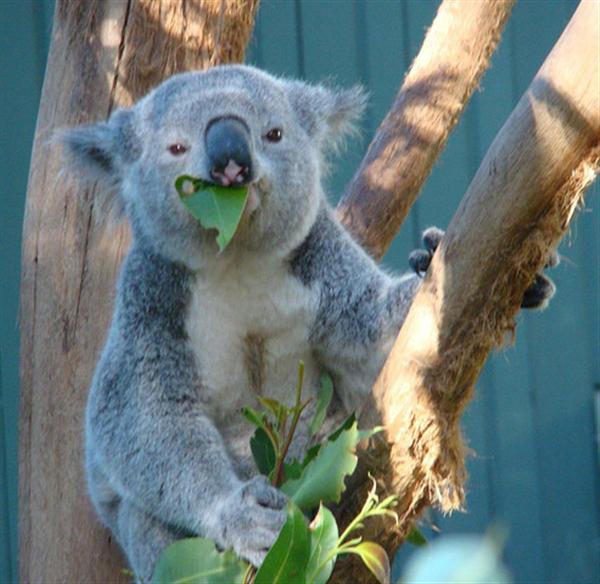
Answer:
(265, 128, 283, 143)
(168, 143, 188, 156)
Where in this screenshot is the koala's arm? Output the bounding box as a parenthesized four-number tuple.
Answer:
(88, 246, 285, 565)
(289, 207, 421, 411)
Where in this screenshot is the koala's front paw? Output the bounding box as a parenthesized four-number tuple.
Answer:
(521, 252, 559, 310)
(408, 226, 445, 277)
(218, 476, 287, 567)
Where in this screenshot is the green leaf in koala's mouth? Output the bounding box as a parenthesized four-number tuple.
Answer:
(175, 175, 249, 252)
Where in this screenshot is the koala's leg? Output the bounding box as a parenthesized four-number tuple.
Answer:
(117, 501, 186, 584)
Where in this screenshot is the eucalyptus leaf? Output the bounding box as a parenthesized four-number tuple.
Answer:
(306, 505, 339, 584)
(283, 458, 304, 481)
(281, 420, 363, 510)
(151, 537, 248, 584)
(175, 175, 248, 252)
(254, 502, 310, 584)
(347, 542, 390, 584)
(258, 396, 288, 420)
(302, 443, 321, 468)
(250, 428, 276, 476)
(309, 374, 334, 436)
(357, 426, 383, 442)
(327, 413, 356, 442)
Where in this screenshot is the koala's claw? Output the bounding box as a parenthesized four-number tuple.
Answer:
(409, 226, 445, 277)
(218, 476, 287, 567)
(521, 273, 556, 309)
(521, 251, 559, 310)
(408, 250, 431, 276)
(422, 226, 444, 254)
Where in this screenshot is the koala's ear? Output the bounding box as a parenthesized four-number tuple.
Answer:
(285, 80, 367, 148)
(58, 108, 140, 185)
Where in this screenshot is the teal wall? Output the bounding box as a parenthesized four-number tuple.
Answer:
(0, 1, 54, 583)
(1, 1, 598, 583)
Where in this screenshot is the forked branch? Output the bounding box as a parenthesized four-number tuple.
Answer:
(332, 2, 600, 582)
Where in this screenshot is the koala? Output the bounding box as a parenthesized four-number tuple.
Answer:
(61, 65, 555, 582)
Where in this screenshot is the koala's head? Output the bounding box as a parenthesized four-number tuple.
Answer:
(61, 65, 365, 266)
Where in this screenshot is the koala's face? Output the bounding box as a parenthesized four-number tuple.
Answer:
(62, 66, 364, 265)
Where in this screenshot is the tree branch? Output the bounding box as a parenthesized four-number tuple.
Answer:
(337, 0, 515, 260)
(378, 0, 600, 517)
(333, 2, 600, 581)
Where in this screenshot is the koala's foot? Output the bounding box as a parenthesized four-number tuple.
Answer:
(408, 227, 557, 309)
(216, 475, 287, 567)
(408, 226, 444, 277)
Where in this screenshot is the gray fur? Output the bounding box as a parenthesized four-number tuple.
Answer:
(61, 65, 438, 581)
(290, 206, 420, 413)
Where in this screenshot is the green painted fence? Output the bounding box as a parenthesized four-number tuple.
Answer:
(1, 2, 54, 583)
(1, 1, 598, 583)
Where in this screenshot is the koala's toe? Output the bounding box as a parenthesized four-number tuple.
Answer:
(409, 250, 432, 277)
(521, 273, 556, 309)
(422, 226, 445, 253)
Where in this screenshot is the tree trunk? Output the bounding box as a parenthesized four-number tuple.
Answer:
(332, 1, 600, 582)
(18, 2, 258, 583)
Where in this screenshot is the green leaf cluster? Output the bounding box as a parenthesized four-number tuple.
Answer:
(253, 476, 398, 584)
(152, 365, 394, 584)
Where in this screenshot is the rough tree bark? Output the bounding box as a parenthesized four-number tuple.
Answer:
(19, 2, 258, 583)
(332, 1, 600, 582)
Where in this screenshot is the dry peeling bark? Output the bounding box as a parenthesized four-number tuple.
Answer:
(331, 2, 600, 582)
(19, 2, 258, 582)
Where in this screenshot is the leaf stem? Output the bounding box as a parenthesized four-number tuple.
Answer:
(261, 421, 280, 453)
(272, 361, 307, 487)
(338, 508, 367, 546)
(242, 563, 255, 584)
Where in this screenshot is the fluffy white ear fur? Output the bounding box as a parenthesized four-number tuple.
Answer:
(285, 80, 367, 152)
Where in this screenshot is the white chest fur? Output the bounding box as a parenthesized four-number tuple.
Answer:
(185, 254, 320, 423)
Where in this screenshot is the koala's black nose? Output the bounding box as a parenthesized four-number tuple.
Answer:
(205, 116, 253, 187)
